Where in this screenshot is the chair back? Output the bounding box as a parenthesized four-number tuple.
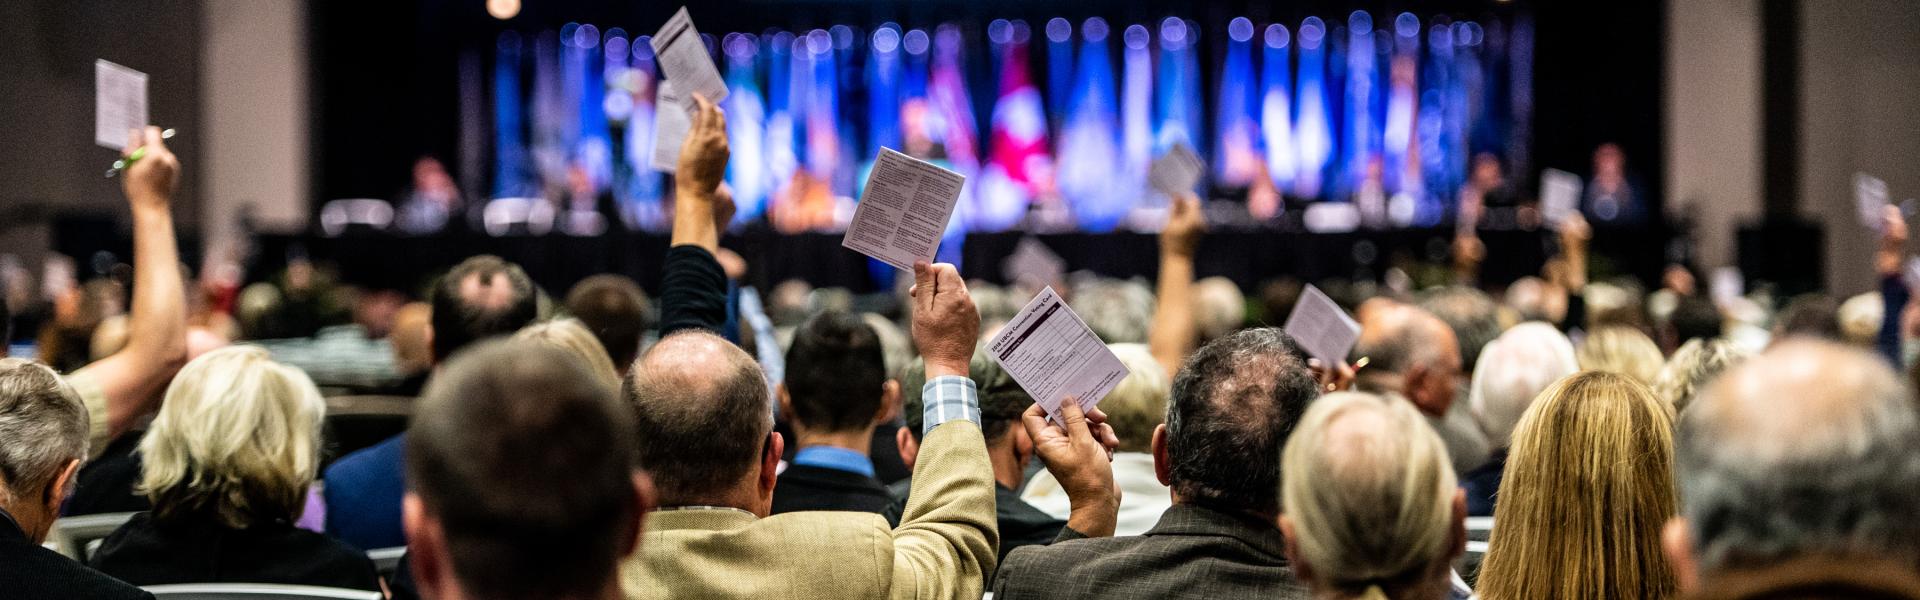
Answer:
(323, 395, 412, 464)
(144, 584, 382, 600)
(50, 511, 138, 561)
(367, 546, 406, 578)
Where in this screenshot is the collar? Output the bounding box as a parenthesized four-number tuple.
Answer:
(792, 446, 875, 478)
(646, 506, 759, 532)
(0, 506, 24, 542)
(1143, 503, 1290, 560)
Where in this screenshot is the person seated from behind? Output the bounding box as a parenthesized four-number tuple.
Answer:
(403, 340, 651, 600)
(564, 274, 652, 376)
(513, 318, 622, 390)
(1649, 338, 1749, 413)
(770, 311, 898, 515)
(992, 328, 1321, 600)
(1577, 325, 1665, 385)
(1460, 322, 1579, 516)
(0, 359, 151, 599)
(324, 254, 538, 551)
(1352, 301, 1488, 478)
(1020, 343, 1174, 536)
(1280, 392, 1468, 600)
(90, 346, 380, 591)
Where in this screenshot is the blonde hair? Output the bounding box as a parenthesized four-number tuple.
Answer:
(513, 318, 621, 389)
(1651, 337, 1750, 412)
(1102, 343, 1169, 453)
(1576, 326, 1664, 384)
(139, 346, 326, 529)
(1282, 392, 1457, 600)
(1476, 371, 1678, 600)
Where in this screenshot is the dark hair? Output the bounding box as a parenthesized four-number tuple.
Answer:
(1775, 294, 1841, 342)
(565, 274, 650, 371)
(625, 330, 771, 504)
(1165, 327, 1319, 515)
(429, 256, 538, 363)
(784, 311, 887, 433)
(407, 340, 637, 600)
(900, 348, 1031, 444)
(1669, 295, 1724, 345)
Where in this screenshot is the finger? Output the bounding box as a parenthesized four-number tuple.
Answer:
(688, 93, 711, 133)
(125, 129, 141, 158)
(912, 261, 935, 306)
(1056, 397, 1096, 447)
(144, 126, 164, 151)
(1020, 403, 1053, 443)
(933, 263, 966, 299)
(1095, 422, 1120, 452)
(1084, 407, 1108, 426)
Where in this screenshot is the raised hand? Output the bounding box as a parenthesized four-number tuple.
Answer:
(124, 127, 180, 212)
(676, 94, 730, 198)
(1161, 193, 1206, 259)
(1022, 398, 1120, 538)
(910, 261, 979, 379)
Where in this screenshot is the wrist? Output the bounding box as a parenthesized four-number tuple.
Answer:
(924, 359, 970, 380)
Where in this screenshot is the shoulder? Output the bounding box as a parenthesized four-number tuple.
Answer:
(279, 529, 382, 589)
(324, 436, 407, 487)
(999, 534, 1144, 574)
(2, 538, 151, 599)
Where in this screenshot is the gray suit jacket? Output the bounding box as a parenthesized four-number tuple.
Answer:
(991, 503, 1311, 600)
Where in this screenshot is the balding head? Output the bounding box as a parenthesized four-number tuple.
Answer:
(1673, 340, 1920, 576)
(625, 331, 772, 507)
(1163, 328, 1320, 516)
(1468, 322, 1580, 448)
(1354, 302, 1462, 416)
(430, 256, 537, 363)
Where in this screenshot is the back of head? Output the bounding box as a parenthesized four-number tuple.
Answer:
(409, 339, 638, 600)
(626, 331, 769, 505)
(140, 346, 326, 529)
(430, 255, 538, 363)
(1354, 303, 1457, 383)
(1576, 326, 1664, 385)
(1680, 340, 1920, 571)
(900, 346, 1031, 444)
(1774, 293, 1841, 343)
(513, 318, 621, 390)
(1668, 295, 1724, 345)
(1479, 371, 1677, 600)
(1071, 278, 1154, 344)
(784, 311, 887, 433)
(1651, 338, 1749, 413)
(564, 274, 650, 370)
(1282, 392, 1458, 596)
(1418, 286, 1503, 374)
(390, 302, 433, 375)
(1193, 277, 1247, 341)
(1166, 327, 1319, 516)
(0, 358, 87, 507)
(1838, 291, 1883, 346)
(1102, 344, 1169, 454)
(1468, 322, 1579, 447)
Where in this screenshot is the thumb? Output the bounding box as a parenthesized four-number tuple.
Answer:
(912, 261, 934, 304)
(1056, 397, 1095, 447)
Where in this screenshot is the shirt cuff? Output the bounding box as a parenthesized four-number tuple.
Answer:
(921, 376, 981, 435)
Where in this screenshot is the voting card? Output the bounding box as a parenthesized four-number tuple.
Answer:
(651, 80, 691, 173)
(650, 8, 728, 108)
(1148, 143, 1205, 198)
(987, 286, 1130, 425)
(842, 148, 966, 271)
(1709, 267, 1743, 306)
(1857, 172, 1890, 231)
(1001, 237, 1067, 290)
(1539, 168, 1583, 226)
(1283, 284, 1361, 367)
(95, 60, 148, 151)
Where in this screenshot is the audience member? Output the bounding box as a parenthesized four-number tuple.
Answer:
(90, 346, 380, 591)
(403, 340, 649, 600)
(0, 359, 151, 599)
(1577, 325, 1664, 384)
(1839, 291, 1883, 347)
(1353, 301, 1490, 479)
(1279, 392, 1466, 600)
(1149, 195, 1207, 378)
(323, 253, 540, 550)
(1476, 371, 1677, 599)
(1460, 322, 1579, 515)
(771, 311, 898, 515)
(1193, 277, 1245, 342)
(993, 327, 1320, 600)
(1650, 338, 1749, 413)
(564, 274, 652, 374)
(1773, 293, 1842, 343)
(1664, 295, 1724, 350)
(1664, 340, 1920, 599)
(1021, 343, 1174, 536)
(1417, 286, 1504, 376)
(387, 301, 433, 393)
(513, 318, 621, 389)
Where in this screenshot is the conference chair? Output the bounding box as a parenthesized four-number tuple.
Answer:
(143, 584, 381, 600)
(318, 199, 395, 236)
(49, 511, 138, 561)
(323, 395, 413, 465)
(367, 546, 407, 578)
(480, 197, 556, 236)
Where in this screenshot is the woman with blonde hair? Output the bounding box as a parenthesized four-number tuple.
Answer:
(1476, 371, 1678, 600)
(1279, 392, 1466, 600)
(89, 346, 379, 591)
(514, 318, 621, 389)
(1576, 326, 1665, 384)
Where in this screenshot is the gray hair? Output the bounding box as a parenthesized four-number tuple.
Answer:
(1071, 277, 1155, 344)
(1468, 322, 1579, 447)
(1417, 286, 1503, 373)
(1651, 337, 1750, 412)
(1193, 277, 1246, 341)
(1680, 340, 1920, 570)
(0, 359, 88, 506)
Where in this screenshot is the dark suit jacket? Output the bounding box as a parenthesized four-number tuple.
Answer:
(90, 511, 381, 591)
(771, 464, 892, 515)
(991, 503, 1311, 600)
(0, 508, 151, 599)
(1462, 449, 1507, 517)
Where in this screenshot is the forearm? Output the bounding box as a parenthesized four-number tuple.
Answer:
(1148, 252, 1196, 379)
(669, 185, 720, 251)
(111, 203, 189, 429)
(892, 377, 996, 598)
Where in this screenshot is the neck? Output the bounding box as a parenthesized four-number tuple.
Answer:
(661, 475, 766, 515)
(1170, 492, 1280, 523)
(987, 443, 1025, 490)
(0, 497, 48, 544)
(793, 428, 874, 455)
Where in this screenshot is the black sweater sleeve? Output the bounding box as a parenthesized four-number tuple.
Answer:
(658, 245, 729, 336)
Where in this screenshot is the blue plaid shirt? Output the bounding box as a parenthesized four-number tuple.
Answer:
(921, 375, 982, 435)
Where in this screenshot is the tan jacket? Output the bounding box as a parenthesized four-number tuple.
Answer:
(622, 420, 998, 599)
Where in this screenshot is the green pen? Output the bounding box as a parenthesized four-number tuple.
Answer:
(104, 128, 177, 178)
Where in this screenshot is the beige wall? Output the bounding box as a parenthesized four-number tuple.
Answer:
(1666, 0, 1765, 271)
(200, 0, 309, 267)
(1798, 0, 1920, 295)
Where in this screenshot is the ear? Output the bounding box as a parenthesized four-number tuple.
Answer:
(757, 431, 784, 514)
(1011, 424, 1035, 469)
(1663, 518, 1701, 594)
(1278, 515, 1315, 585)
(1449, 488, 1468, 560)
(44, 459, 80, 510)
(873, 380, 901, 426)
(620, 471, 656, 559)
(895, 426, 919, 470)
(403, 494, 448, 596)
(775, 383, 796, 429)
(1151, 424, 1173, 487)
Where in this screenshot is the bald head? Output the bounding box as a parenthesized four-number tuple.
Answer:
(1355, 302, 1462, 415)
(625, 331, 770, 505)
(430, 255, 537, 363)
(1678, 340, 1920, 571)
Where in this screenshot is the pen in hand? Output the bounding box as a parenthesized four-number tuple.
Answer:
(105, 128, 177, 178)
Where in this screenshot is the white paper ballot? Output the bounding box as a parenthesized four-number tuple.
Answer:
(95, 60, 148, 151)
(650, 8, 728, 108)
(1540, 168, 1584, 225)
(1001, 237, 1067, 290)
(1905, 258, 1920, 294)
(987, 286, 1130, 424)
(1709, 267, 1743, 306)
(1857, 172, 1891, 231)
(650, 81, 691, 173)
(1148, 143, 1205, 198)
(842, 148, 966, 270)
(1283, 284, 1362, 367)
